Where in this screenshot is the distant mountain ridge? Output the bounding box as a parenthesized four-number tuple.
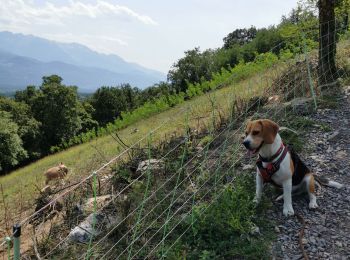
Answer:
(0, 31, 166, 92)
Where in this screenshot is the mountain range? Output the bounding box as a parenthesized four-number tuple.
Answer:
(0, 31, 166, 93)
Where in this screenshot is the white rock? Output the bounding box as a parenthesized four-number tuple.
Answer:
(242, 164, 254, 171)
(67, 212, 118, 243)
(335, 241, 343, 247)
(250, 224, 260, 235)
(83, 195, 115, 214)
(136, 159, 164, 173)
(40, 185, 52, 194)
(327, 131, 340, 141)
(101, 174, 113, 182)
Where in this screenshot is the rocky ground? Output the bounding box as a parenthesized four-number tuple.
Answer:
(271, 90, 350, 260)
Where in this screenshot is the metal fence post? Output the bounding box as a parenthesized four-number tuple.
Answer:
(13, 224, 21, 260)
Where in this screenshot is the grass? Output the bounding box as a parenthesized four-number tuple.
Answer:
(164, 174, 276, 259)
(317, 92, 342, 109)
(0, 63, 283, 221)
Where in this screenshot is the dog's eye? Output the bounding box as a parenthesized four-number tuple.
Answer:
(252, 130, 260, 135)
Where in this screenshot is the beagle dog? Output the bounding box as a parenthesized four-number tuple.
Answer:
(242, 119, 342, 217)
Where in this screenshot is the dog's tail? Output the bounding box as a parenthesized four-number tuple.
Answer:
(315, 175, 344, 189)
(275, 175, 343, 202)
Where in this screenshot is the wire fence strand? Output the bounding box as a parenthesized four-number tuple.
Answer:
(2, 21, 350, 259)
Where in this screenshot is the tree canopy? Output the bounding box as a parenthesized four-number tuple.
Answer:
(223, 26, 257, 49)
(0, 111, 27, 171)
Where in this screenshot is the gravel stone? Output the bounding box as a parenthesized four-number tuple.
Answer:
(270, 91, 350, 259)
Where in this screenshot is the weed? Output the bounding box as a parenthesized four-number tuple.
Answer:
(317, 94, 340, 109)
(318, 122, 332, 132)
(285, 116, 315, 130)
(163, 174, 274, 259)
(198, 135, 213, 147)
(278, 115, 316, 152)
(280, 130, 304, 152)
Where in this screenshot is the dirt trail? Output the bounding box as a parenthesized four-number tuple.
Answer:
(271, 89, 350, 259)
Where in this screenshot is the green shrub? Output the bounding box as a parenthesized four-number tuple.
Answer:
(164, 174, 274, 259)
(198, 135, 214, 147)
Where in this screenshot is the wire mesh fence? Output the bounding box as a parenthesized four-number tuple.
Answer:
(1, 20, 350, 259)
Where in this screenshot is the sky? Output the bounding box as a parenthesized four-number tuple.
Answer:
(0, 0, 298, 73)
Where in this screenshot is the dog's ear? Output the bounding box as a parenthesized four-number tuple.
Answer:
(260, 119, 279, 144)
(245, 119, 252, 132)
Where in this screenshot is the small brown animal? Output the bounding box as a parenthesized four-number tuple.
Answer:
(44, 162, 68, 185)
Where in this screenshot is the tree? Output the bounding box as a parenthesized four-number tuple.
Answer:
(29, 75, 83, 152)
(15, 76, 98, 152)
(252, 27, 284, 54)
(223, 26, 257, 49)
(14, 85, 39, 107)
(318, 0, 337, 86)
(89, 86, 128, 125)
(335, 0, 350, 32)
(214, 46, 242, 69)
(0, 97, 41, 160)
(78, 101, 99, 133)
(279, 4, 318, 54)
(0, 111, 27, 172)
(141, 82, 172, 103)
(120, 84, 141, 111)
(168, 47, 216, 93)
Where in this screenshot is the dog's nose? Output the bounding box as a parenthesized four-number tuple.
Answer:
(242, 140, 250, 149)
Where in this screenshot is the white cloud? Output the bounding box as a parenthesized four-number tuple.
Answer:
(0, 0, 158, 27)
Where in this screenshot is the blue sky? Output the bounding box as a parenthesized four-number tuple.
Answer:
(0, 0, 298, 73)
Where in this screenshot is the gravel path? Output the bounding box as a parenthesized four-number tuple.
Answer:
(271, 90, 350, 260)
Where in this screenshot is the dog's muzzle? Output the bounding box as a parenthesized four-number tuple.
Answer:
(242, 140, 250, 149)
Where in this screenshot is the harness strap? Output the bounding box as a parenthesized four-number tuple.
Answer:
(259, 143, 284, 162)
(257, 145, 288, 185)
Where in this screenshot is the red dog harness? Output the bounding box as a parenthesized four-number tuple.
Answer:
(256, 143, 288, 186)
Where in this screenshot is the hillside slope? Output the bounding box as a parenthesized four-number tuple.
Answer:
(0, 62, 273, 216)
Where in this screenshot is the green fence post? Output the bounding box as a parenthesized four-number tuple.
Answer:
(13, 224, 21, 260)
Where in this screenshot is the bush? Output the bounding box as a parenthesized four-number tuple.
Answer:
(164, 175, 274, 259)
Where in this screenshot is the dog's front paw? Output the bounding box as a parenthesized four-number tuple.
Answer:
(283, 205, 294, 217)
(309, 200, 318, 209)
